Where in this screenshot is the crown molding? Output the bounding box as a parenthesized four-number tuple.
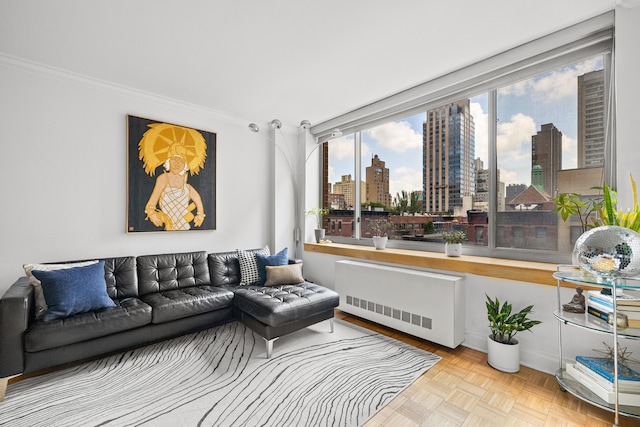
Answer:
(0, 52, 248, 127)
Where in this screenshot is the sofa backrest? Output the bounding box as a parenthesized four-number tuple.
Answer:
(104, 256, 138, 299)
(208, 249, 263, 287)
(137, 251, 210, 296)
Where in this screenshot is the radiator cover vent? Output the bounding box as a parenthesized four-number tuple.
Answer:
(346, 295, 432, 329)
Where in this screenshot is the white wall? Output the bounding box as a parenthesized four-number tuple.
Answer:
(302, 5, 640, 375)
(0, 60, 285, 294)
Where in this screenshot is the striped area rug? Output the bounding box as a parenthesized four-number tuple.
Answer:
(0, 319, 440, 426)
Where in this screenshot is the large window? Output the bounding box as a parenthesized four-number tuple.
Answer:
(313, 13, 613, 263)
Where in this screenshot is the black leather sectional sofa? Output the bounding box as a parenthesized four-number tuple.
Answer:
(0, 249, 339, 401)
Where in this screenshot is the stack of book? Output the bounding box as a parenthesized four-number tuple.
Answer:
(565, 356, 640, 405)
(587, 290, 640, 328)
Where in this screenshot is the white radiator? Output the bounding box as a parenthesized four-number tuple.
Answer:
(335, 260, 465, 348)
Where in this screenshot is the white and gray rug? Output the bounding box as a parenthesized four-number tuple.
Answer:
(0, 319, 440, 427)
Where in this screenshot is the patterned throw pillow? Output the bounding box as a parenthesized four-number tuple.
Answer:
(236, 246, 270, 285)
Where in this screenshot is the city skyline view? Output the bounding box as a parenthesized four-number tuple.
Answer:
(326, 55, 603, 204)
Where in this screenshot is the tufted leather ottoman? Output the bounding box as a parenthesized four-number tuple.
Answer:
(233, 283, 339, 358)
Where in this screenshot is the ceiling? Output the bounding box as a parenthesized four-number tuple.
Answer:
(0, 0, 620, 130)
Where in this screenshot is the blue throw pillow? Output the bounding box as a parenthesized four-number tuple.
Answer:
(31, 260, 116, 322)
(254, 248, 288, 286)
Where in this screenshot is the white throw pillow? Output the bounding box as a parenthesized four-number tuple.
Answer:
(23, 260, 100, 320)
(236, 246, 269, 285)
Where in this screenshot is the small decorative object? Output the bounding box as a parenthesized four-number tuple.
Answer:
(442, 230, 466, 257)
(592, 341, 640, 366)
(486, 294, 541, 373)
(367, 219, 394, 250)
(562, 286, 586, 313)
(573, 225, 640, 282)
(306, 207, 329, 243)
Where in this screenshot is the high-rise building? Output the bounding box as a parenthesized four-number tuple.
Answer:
(531, 123, 562, 196)
(365, 154, 392, 207)
(423, 100, 475, 213)
(332, 174, 365, 209)
(473, 158, 505, 212)
(578, 70, 605, 168)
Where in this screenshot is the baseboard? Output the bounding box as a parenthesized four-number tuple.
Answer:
(463, 330, 558, 375)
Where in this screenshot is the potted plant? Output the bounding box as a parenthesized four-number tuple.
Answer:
(553, 174, 640, 233)
(552, 192, 602, 234)
(442, 230, 466, 257)
(306, 207, 329, 243)
(367, 218, 394, 250)
(592, 174, 640, 232)
(486, 294, 541, 373)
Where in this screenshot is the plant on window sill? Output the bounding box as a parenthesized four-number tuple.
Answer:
(306, 207, 329, 230)
(553, 174, 640, 233)
(442, 230, 466, 244)
(593, 174, 640, 232)
(367, 219, 394, 237)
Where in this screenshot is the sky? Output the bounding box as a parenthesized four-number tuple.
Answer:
(327, 56, 603, 200)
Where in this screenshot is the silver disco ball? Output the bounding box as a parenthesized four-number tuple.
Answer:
(574, 226, 640, 280)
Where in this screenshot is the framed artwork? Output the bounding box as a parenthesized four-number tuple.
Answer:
(127, 115, 216, 232)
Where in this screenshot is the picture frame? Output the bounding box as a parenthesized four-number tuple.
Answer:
(127, 115, 216, 232)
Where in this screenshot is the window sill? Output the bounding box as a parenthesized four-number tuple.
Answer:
(304, 242, 559, 286)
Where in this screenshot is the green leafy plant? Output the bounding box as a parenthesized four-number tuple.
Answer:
(306, 207, 329, 229)
(367, 218, 394, 237)
(486, 294, 541, 345)
(442, 230, 466, 244)
(593, 174, 640, 232)
(552, 192, 602, 233)
(553, 174, 640, 233)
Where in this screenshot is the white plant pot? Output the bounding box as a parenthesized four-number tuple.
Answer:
(487, 335, 520, 373)
(314, 229, 325, 243)
(372, 236, 388, 250)
(445, 242, 462, 257)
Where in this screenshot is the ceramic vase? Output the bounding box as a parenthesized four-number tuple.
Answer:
(487, 336, 520, 373)
(314, 229, 325, 243)
(445, 242, 462, 257)
(373, 236, 388, 250)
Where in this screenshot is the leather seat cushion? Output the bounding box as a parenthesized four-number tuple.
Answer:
(232, 282, 339, 327)
(141, 286, 234, 324)
(25, 297, 152, 352)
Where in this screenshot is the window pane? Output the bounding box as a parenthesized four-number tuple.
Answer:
(325, 133, 356, 238)
(360, 113, 427, 241)
(469, 94, 489, 246)
(496, 56, 605, 251)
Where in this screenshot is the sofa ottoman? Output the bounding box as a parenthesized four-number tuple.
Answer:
(233, 283, 339, 358)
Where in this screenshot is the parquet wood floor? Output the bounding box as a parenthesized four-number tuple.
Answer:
(336, 310, 640, 427)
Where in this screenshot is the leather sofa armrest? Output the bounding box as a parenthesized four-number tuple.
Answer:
(0, 277, 33, 377)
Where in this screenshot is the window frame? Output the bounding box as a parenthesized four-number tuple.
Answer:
(311, 12, 615, 264)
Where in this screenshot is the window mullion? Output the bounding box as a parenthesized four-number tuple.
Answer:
(354, 131, 362, 239)
(488, 90, 497, 250)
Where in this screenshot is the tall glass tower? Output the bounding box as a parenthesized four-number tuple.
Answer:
(423, 100, 475, 214)
(578, 70, 605, 168)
